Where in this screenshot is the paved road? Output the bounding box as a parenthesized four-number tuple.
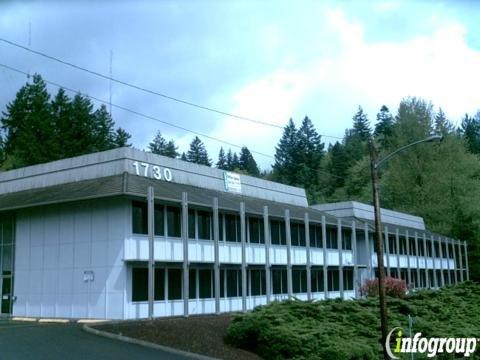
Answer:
(0, 320, 191, 360)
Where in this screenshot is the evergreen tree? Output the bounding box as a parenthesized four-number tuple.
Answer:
(374, 105, 394, 149)
(272, 119, 299, 185)
(186, 136, 211, 166)
(460, 112, 480, 154)
(1, 74, 53, 166)
(434, 108, 454, 137)
(352, 106, 371, 141)
(238, 146, 260, 176)
(231, 152, 240, 170)
(216, 147, 228, 169)
(148, 131, 178, 158)
(180, 152, 187, 161)
(113, 128, 131, 147)
(225, 149, 234, 170)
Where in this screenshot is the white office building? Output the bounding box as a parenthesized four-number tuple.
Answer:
(0, 148, 470, 319)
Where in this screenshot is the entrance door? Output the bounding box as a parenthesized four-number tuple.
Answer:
(1, 277, 12, 314)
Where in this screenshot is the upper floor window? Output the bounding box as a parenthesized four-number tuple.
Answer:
(326, 226, 337, 249)
(132, 201, 164, 236)
(309, 223, 323, 248)
(248, 217, 264, 244)
(270, 219, 286, 245)
(342, 228, 352, 250)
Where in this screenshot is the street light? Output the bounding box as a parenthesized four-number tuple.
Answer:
(368, 134, 442, 359)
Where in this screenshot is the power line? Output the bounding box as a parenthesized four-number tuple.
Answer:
(0, 37, 344, 140)
(0, 63, 347, 180)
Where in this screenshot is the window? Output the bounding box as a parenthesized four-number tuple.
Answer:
(328, 269, 340, 291)
(198, 269, 213, 298)
(248, 217, 264, 244)
(292, 268, 307, 293)
(399, 237, 407, 255)
(418, 240, 425, 256)
(249, 269, 266, 296)
(291, 222, 306, 247)
(344, 268, 354, 290)
(131, 268, 165, 302)
(188, 210, 196, 239)
(189, 269, 196, 299)
(221, 269, 241, 297)
(167, 206, 181, 237)
(219, 214, 224, 241)
(270, 220, 286, 245)
(433, 241, 440, 257)
(272, 268, 288, 294)
(409, 238, 417, 255)
(309, 224, 323, 248)
(342, 229, 352, 250)
(388, 235, 397, 254)
(225, 214, 239, 242)
(326, 226, 337, 249)
(425, 241, 432, 257)
(132, 201, 165, 235)
(198, 211, 212, 240)
(311, 269, 324, 292)
(441, 243, 447, 258)
(168, 269, 182, 300)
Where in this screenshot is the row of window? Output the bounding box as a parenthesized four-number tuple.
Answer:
(373, 235, 459, 259)
(375, 269, 464, 288)
(132, 201, 352, 249)
(131, 267, 355, 302)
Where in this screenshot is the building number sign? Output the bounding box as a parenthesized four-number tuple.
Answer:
(132, 161, 173, 182)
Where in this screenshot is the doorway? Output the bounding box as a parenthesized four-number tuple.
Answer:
(0, 214, 15, 316)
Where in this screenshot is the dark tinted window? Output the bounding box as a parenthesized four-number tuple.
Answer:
(167, 207, 181, 237)
(198, 211, 212, 240)
(168, 269, 182, 300)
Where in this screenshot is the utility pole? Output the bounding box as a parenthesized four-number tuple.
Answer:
(368, 138, 389, 359)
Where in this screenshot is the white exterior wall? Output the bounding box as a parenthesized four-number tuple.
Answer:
(13, 198, 128, 319)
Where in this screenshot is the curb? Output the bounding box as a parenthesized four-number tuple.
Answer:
(82, 323, 220, 360)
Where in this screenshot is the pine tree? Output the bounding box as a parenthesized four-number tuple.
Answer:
(186, 136, 212, 166)
(113, 128, 131, 147)
(216, 147, 228, 169)
(180, 152, 187, 161)
(352, 106, 371, 141)
(148, 131, 179, 158)
(272, 119, 299, 185)
(374, 105, 394, 149)
(225, 149, 234, 170)
(460, 112, 480, 154)
(231, 152, 240, 170)
(1, 74, 53, 166)
(238, 146, 260, 176)
(434, 108, 454, 137)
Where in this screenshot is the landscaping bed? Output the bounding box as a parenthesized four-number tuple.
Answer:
(94, 314, 262, 360)
(226, 282, 480, 359)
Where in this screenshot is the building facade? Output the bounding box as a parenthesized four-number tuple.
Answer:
(0, 148, 469, 319)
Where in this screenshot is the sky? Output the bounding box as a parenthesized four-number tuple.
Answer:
(0, 0, 479, 169)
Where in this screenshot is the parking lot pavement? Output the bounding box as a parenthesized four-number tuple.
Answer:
(0, 320, 192, 360)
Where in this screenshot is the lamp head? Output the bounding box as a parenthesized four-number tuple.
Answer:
(425, 135, 443, 143)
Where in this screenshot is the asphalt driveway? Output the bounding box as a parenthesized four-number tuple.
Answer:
(0, 320, 192, 360)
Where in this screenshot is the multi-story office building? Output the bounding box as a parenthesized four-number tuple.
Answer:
(0, 148, 469, 319)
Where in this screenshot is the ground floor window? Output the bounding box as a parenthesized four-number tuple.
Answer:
(327, 269, 340, 291)
(292, 268, 307, 293)
(248, 269, 266, 296)
(311, 269, 324, 292)
(344, 268, 354, 291)
(272, 268, 288, 294)
(220, 269, 242, 297)
(131, 268, 166, 301)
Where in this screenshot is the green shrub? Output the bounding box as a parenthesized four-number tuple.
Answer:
(226, 282, 480, 359)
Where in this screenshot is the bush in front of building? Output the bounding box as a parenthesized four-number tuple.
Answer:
(359, 276, 407, 298)
(225, 282, 480, 360)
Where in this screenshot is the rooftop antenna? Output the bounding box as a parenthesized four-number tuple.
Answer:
(27, 22, 31, 81)
(109, 50, 113, 116)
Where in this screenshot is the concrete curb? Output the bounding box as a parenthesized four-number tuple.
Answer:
(82, 323, 220, 360)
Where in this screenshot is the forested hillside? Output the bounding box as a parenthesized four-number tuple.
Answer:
(1, 75, 479, 280)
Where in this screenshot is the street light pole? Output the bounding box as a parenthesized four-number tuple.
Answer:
(368, 134, 442, 359)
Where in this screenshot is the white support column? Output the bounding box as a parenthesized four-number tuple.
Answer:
(423, 233, 429, 288)
(337, 218, 344, 299)
(451, 239, 458, 284)
(213, 197, 220, 314)
(305, 213, 312, 301)
(405, 230, 411, 287)
(384, 226, 391, 277)
(464, 241, 470, 281)
(438, 236, 445, 287)
(458, 240, 464, 282)
(431, 235, 438, 288)
(365, 223, 372, 279)
(322, 216, 328, 299)
(285, 209, 293, 299)
(444, 237, 452, 285)
(147, 186, 155, 319)
(181, 192, 189, 317)
(352, 220, 358, 298)
(414, 232, 420, 288)
(395, 228, 400, 278)
(240, 202, 247, 311)
(263, 206, 271, 304)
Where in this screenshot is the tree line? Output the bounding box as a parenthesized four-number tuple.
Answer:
(1, 75, 479, 280)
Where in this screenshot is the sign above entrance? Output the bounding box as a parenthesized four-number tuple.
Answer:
(224, 172, 242, 193)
